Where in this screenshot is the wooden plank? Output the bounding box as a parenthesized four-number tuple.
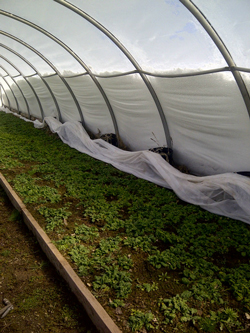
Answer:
(0, 172, 122, 333)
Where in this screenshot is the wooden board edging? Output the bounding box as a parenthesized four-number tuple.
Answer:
(0, 172, 122, 333)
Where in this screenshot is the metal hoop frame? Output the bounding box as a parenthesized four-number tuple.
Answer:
(54, 0, 172, 148)
(0, 76, 10, 108)
(0, 70, 19, 111)
(0, 54, 44, 119)
(180, 0, 250, 117)
(0, 9, 120, 138)
(0, 42, 62, 121)
(0, 1, 249, 147)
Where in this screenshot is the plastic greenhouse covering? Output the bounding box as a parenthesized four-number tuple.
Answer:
(0, 0, 250, 223)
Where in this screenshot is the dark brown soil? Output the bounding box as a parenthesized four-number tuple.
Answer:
(0, 187, 98, 333)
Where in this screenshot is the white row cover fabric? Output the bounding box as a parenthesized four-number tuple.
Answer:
(1, 106, 250, 224)
(43, 115, 250, 225)
(42, 113, 250, 223)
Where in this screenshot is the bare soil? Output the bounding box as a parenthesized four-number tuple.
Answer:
(0, 186, 98, 333)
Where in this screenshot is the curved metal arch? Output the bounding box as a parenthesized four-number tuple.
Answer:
(0, 54, 44, 119)
(0, 43, 62, 121)
(0, 84, 2, 106)
(54, 0, 172, 148)
(0, 68, 30, 116)
(0, 10, 120, 139)
(0, 69, 19, 111)
(0, 77, 10, 108)
(0, 31, 83, 124)
(180, 0, 250, 118)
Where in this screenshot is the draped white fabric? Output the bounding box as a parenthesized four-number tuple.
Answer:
(44, 115, 250, 224)
(1, 106, 250, 224)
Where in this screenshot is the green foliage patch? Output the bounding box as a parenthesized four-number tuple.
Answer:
(0, 112, 250, 332)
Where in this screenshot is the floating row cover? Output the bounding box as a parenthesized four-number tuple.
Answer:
(0, 2, 250, 175)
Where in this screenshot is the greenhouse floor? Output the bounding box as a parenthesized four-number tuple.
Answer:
(1, 112, 250, 333)
(0, 185, 97, 333)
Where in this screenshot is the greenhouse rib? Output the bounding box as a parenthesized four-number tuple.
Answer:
(54, 0, 172, 149)
(0, 76, 10, 108)
(0, 31, 85, 123)
(0, 71, 19, 112)
(0, 10, 120, 140)
(0, 54, 44, 119)
(2, 72, 30, 116)
(0, 43, 62, 121)
(180, 0, 250, 118)
(0, 84, 3, 106)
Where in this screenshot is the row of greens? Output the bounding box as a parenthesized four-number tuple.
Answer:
(0, 112, 250, 332)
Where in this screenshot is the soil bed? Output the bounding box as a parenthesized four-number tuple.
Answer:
(1, 111, 250, 333)
(0, 186, 97, 333)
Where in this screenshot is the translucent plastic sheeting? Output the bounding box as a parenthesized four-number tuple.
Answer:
(9, 78, 29, 116)
(4, 76, 26, 111)
(149, 72, 250, 175)
(194, 0, 250, 69)
(65, 76, 114, 135)
(0, 34, 56, 76)
(1, 92, 8, 107)
(0, 86, 3, 105)
(27, 76, 57, 118)
(0, 57, 19, 76)
(40, 115, 250, 224)
(0, 46, 36, 77)
(0, 0, 133, 75)
(0, 78, 16, 108)
(0, 83, 8, 107)
(70, 0, 227, 73)
(14, 78, 42, 119)
(0, 67, 6, 76)
(43, 75, 82, 122)
(241, 73, 250, 98)
(98, 74, 166, 150)
(0, 15, 85, 75)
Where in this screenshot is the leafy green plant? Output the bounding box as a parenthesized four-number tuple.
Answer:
(38, 206, 72, 231)
(0, 156, 23, 169)
(74, 223, 99, 242)
(69, 245, 91, 275)
(128, 310, 155, 332)
(123, 235, 156, 252)
(137, 282, 158, 292)
(148, 244, 191, 270)
(199, 308, 241, 332)
(93, 265, 132, 299)
(55, 235, 80, 251)
(190, 278, 224, 304)
(98, 236, 121, 254)
(109, 299, 125, 308)
(117, 255, 133, 270)
(158, 292, 200, 325)
(158, 272, 170, 281)
(13, 174, 60, 204)
(221, 265, 250, 309)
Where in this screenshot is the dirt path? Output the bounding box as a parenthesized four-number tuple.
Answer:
(0, 186, 98, 333)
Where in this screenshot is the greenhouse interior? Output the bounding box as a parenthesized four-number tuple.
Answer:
(2, 1, 250, 333)
(0, 0, 250, 223)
